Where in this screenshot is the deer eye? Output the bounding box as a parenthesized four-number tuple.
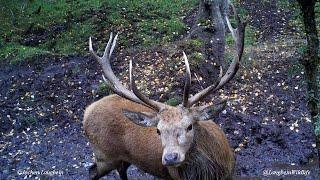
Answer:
(187, 124, 193, 132)
(156, 129, 161, 135)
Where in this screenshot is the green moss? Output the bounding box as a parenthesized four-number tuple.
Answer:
(165, 97, 179, 106)
(96, 82, 113, 96)
(180, 39, 203, 55)
(0, 0, 197, 62)
(55, 23, 93, 55)
(25, 115, 38, 125)
(190, 39, 203, 48)
(190, 52, 204, 65)
(315, 115, 320, 136)
(277, 0, 320, 34)
(224, 51, 234, 64)
(137, 18, 187, 46)
(287, 63, 304, 76)
(226, 25, 257, 46)
(1, 42, 51, 64)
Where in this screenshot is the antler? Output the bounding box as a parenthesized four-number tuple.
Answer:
(129, 60, 165, 111)
(89, 33, 165, 111)
(183, 1, 247, 107)
(182, 52, 191, 107)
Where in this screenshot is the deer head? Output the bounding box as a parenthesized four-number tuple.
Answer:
(89, 2, 246, 167)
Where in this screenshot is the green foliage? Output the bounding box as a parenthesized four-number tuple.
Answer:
(315, 115, 320, 136)
(0, 42, 51, 64)
(0, 0, 101, 62)
(24, 115, 38, 125)
(55, 23, 93, 55)
(179, 39, 203, 61)
(297, 44, 308, 56)
(96, 82, 109, 95)
(191, 52, 204, 65)
(96, 82, 114, 96)
(316, 2, 320, 30)
(226, 1, 257, 46)
(278, 0, 303, 31)
(226, 25, 257, 46)
(137, 18, 186, 45)
(224, 51, 234, 64)
(185, 39, 203, 50)
(165, 97, 179, 106)
(287, 63, 304, 76)
(0, 0, 197, 63)
(224, 49, 252, 69)
(229, 0, 249, 17)
(277, 0, 320, 34)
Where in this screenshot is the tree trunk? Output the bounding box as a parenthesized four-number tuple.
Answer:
(188, 0, 228, 83)
(210, 1, 227, 67)
(297, 0, 320, 166)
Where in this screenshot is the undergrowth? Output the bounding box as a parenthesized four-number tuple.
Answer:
(0, 0, 197, 63)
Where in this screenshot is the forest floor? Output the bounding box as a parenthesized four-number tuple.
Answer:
(1, 0, 319, 179)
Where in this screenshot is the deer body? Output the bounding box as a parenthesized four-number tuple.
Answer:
(84, 95, 234, 179)
(84, 95, 169, 178)
(84, 2, 245, 179)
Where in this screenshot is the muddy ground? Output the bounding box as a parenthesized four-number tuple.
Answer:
(1, 45, 319, 179)
(1, 0, 319, 179)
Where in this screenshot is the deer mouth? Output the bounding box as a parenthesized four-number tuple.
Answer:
(163, 161, 183, 167)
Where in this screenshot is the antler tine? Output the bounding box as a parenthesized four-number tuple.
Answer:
(109, 33, 118, 58)
(89, 37, 101, 63)
(182, 52, 191, 107)
(103, 32, 113, 60)
(225, 13, 236, 41)
(89, 33, 165, 111)
(89, 35, 122, 91)
(129, 60, 164, 111)
(187, 1, 246, 106)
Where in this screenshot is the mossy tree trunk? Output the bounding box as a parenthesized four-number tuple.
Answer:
(188, 0, 228, 81)
(297, 0, 320, 164)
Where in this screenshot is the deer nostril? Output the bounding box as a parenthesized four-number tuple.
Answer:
(164, 153, 179, 164)
(172, 153, 178, 161)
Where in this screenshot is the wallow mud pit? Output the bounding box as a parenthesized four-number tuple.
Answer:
(0, 46, 318, 179)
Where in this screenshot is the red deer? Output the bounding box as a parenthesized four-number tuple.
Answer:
(83, 3, 246, 180)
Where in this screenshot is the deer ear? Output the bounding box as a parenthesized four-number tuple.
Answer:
(191, 100, 227, 121)
(122, 109, 159, 127)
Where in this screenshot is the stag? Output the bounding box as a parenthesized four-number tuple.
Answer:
(83, 3, 246, 180)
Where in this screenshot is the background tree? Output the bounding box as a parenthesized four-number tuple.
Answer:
(296, 0, 320, 161)
(188, 0, 229, 77)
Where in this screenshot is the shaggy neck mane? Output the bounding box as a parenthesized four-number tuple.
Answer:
(177, 123, 229, 180)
